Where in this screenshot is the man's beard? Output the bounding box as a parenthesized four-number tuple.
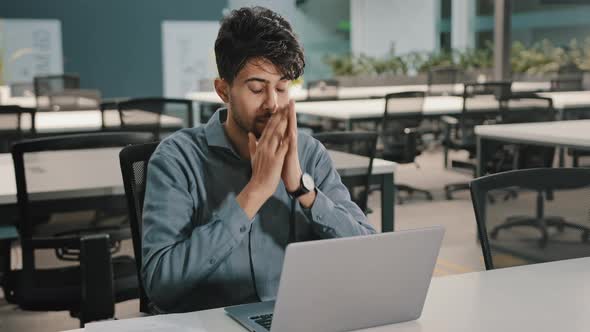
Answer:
(229, 100, 271, 139)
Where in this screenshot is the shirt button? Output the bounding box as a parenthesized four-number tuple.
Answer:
(209, 258, 215, 265)
(317, 215, 322, 221)
(240, 225, 247, 233)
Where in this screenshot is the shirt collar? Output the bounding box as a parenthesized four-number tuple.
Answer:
(204, 108, 241, 158)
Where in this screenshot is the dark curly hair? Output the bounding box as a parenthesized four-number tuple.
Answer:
(214, 6, 305, 83)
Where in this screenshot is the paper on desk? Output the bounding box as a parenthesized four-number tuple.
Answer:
(85, 312, 207, 332)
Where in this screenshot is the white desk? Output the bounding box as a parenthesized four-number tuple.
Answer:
(475, 119, 590, 176)
(292, 91, 590, 130)
(0, 148, 396, 231)
(71, 257, 590, 332)
(186, 82, 551, 105)
(0, 109, 184, 134)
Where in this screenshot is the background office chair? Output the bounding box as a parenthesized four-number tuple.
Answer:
(427, 66, 462, 96)
(117, 98, 193, 139)
(470, 168, 590, 270)
(119, 141, 161, 314)
(0, 105, 34, 153)
(379, 91, 433, 203)
(442, 81, 511, 199)
(34, 74, 81, 111)
(10, 82, 35, 97)
(46, 89, 102, 112)
(3, 132, 152, 326)
(307, 79, 339, 101)
(312, 131, 378, 214)
(550, 63, 584, 92)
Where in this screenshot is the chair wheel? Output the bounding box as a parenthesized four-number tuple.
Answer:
(445, 191, 453, 200)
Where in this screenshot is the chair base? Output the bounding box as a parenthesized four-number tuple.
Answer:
(444, 182, 470, 200)
(490, 216, 590, 248)
(397, 184, 433, 204)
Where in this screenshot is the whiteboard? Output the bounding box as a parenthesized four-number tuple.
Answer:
(162, 20, 219, 98)
(0, 19, 63, 84)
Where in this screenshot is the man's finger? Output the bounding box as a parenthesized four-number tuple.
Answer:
(259, 110, 281, 143)
(248, 132, 257, 159)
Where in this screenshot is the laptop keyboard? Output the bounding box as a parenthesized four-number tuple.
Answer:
(250, 313, 273, 330)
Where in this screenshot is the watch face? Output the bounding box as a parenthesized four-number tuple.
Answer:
(302, 173, 315, 191)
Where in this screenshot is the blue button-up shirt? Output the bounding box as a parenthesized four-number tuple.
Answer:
(142, 108, 376, 312)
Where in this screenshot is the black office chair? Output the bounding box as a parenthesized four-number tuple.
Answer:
(46, 89, 102, 111)
(379, 91, 433, 203)
(3, 132, 152, 326)
(10, 82, 35, 97)
(550, 63, 584, 92)
(312, 131, 378, 214)
(442, 81, 512, 199)
(117, 98, 193, 139)
(33, 74, 81, 111)
(0, 105, 35, 153)
(119, 141, 161, 314)
(427, 66, 462, 96)
(470, 168, 590, 270)
(307, 79, 339, 101)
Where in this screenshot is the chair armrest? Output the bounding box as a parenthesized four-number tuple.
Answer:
(79, 234, 115, 327)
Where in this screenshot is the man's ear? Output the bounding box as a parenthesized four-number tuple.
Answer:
(214, 78, 230, 104)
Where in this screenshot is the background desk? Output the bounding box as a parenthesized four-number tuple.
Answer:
(186, 82, 551, 105)
(294, 91, 590, 130)
(475, 119, 590, 176)
(72, 257, 590, 332)
(0, 149, 397, 232)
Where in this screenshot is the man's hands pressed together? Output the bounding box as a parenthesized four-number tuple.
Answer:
(236, 100, 316, 220)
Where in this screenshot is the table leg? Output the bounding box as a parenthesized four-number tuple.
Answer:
(381, 173, 395, 232)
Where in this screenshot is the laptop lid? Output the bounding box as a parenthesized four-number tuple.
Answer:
(271, 226, 444, 332)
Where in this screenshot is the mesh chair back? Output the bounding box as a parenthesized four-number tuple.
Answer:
(551, 63, 584, 91)
(381, 91, 425, 163)
(11, 132, 154, 274)
(313, 131, 378, 213)
(119, 141, 160, 313)
(456, 81, 512, 145)
(550, 77, 583, 92)
(46, 89, 101, 111)
(10, 82, 35, 97)
(0, 106, 34, 153)
(470, 168, 590, 270)
(427, 66, 460, 95)
(307, 79, 339, 101)
(117, 98, 193, 139)
(34, 74, 81, 111)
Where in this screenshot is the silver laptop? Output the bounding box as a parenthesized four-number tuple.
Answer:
(225, 226, 445, 332)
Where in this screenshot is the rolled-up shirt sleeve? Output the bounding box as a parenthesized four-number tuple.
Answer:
(302, 140, 377, 238)
(141, 147, 251, 311)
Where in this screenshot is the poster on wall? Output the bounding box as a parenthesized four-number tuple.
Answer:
(0, 19, 63, 85)
(162, 20, 219, 99)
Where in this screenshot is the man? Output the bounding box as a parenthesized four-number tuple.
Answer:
(142, 6, 376, 313)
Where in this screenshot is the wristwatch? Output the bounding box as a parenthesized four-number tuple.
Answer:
(289, 173, 315, 198)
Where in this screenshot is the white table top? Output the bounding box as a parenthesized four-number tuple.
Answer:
(71, 257, 590, 332)
(0, 147, 395, 205)
(537, 90, 590, 110)
(293, 90, 590, 121)
(0, 95, 100, 109)
(475, 119, 590, 150)
(186, 82, 552, 105)
(0, 110, 184, 134)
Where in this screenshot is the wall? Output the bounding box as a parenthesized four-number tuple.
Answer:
(351, 0, 439, 57)
(0, 1, 226, 98)
(227, 0, 350, 81)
